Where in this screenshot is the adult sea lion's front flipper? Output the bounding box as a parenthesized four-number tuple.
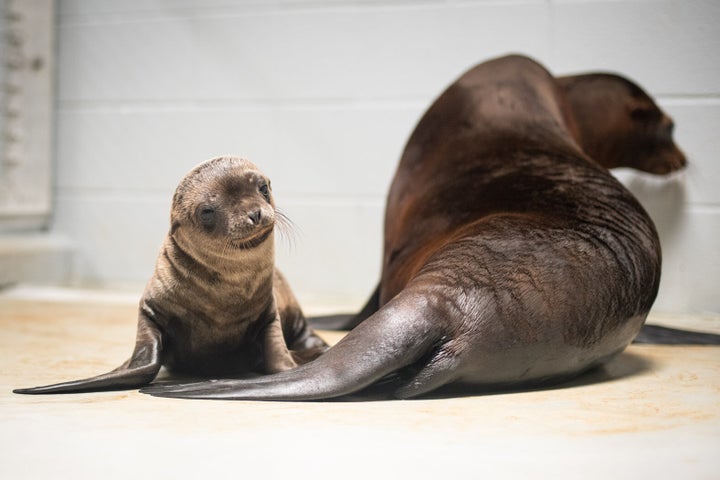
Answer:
(14, 311, 163, 394)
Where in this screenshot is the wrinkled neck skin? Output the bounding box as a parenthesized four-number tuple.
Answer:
(150, 226, 277, 315)
(180, 224, 275, 268)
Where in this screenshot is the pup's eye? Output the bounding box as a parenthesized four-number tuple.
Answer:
(259, 183, 270, 200)
(199, 206, 216, 228)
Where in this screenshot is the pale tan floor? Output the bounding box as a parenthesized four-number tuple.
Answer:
(1, 289, 719, 479)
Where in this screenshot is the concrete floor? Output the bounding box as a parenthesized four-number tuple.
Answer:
(1, 287, 719, 479)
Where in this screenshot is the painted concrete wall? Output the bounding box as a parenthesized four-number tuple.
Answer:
(52, 0, 720, 313)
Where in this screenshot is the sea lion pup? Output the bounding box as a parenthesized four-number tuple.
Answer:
(142, 55, 686, 401)
(14, 156, 327, 394)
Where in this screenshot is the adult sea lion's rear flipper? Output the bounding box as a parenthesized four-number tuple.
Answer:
(634, 324, 720, 345)
(14, 312, 163, 394)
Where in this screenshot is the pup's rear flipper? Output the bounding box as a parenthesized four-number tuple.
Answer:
(14, 313, 163, 394)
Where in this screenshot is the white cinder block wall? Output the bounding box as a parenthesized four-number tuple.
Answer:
(53, 0, 719, 314)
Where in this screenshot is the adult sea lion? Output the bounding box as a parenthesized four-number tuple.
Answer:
(315, 69, 692, 331)
(143, 54, 690, 400)
(14, 156, 327, 394)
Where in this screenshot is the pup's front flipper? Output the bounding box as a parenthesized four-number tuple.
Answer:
(14, 312, 163, 394)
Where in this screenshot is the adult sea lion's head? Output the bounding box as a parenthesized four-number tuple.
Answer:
(558, 73, 686, 175)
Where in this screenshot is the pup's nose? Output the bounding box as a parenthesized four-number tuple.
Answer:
(248, 209, 262, 225)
